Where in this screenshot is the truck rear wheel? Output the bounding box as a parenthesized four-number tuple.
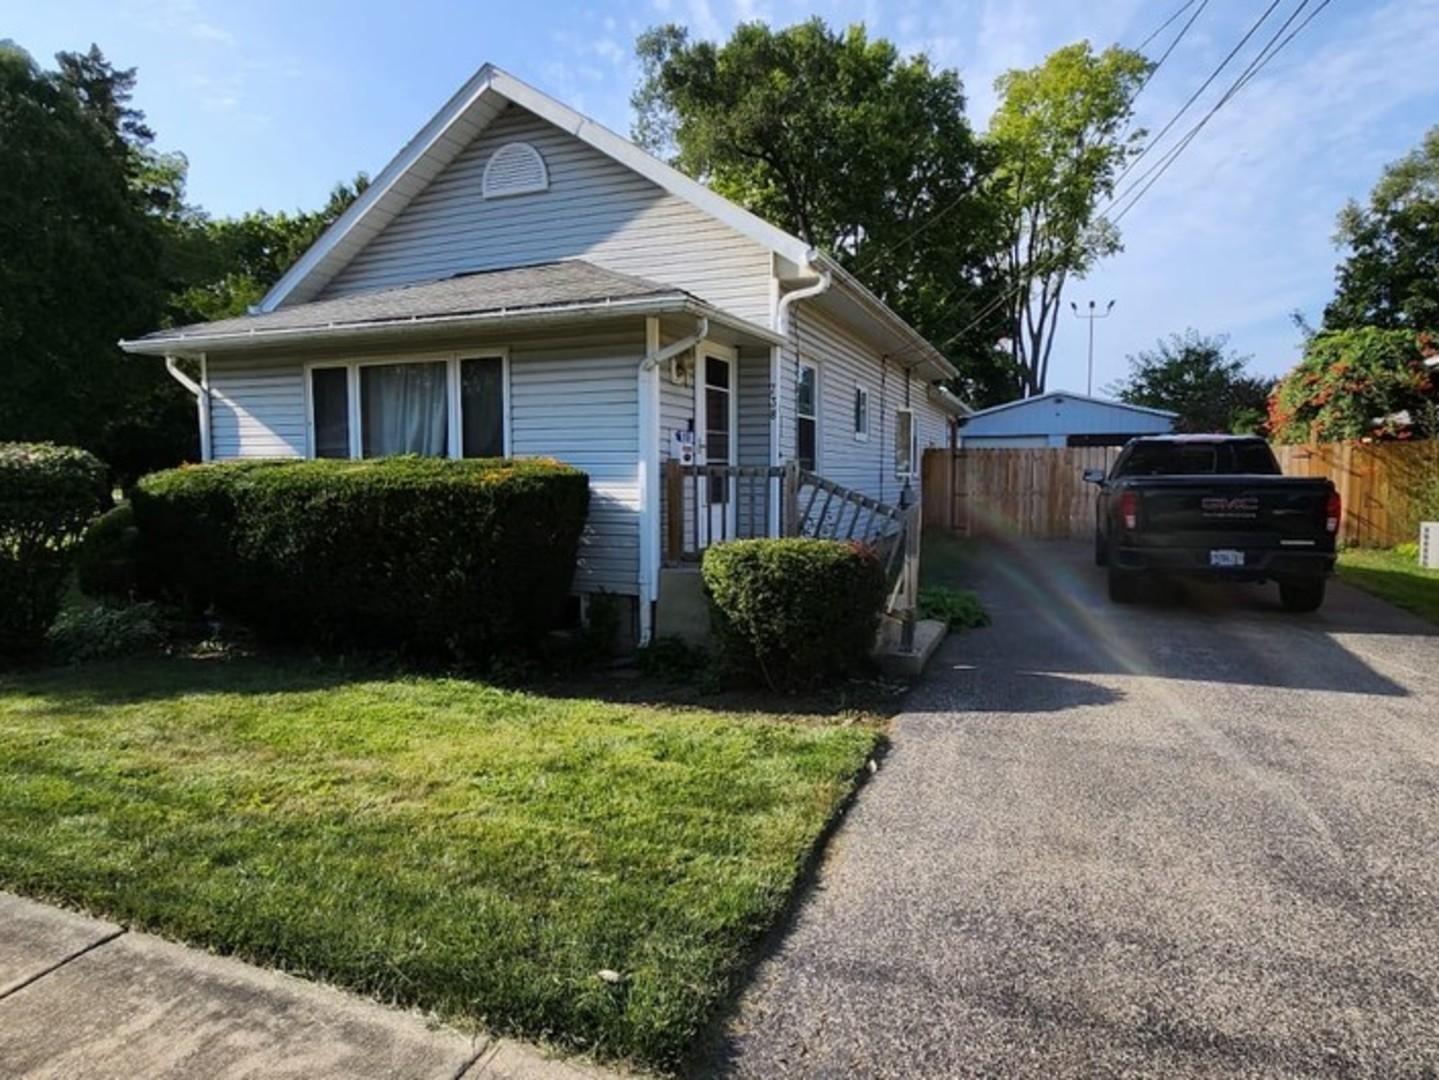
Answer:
(1108, 564, 1141, 604)
(1279, 579, 1326, 613)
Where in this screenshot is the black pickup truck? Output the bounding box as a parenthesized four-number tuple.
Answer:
(1084, 435, 1341, 611)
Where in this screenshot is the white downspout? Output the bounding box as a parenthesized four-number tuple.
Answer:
(637, 316, 708, 645)
(776, 271, 832, 335)
(165, 354, 212, 462)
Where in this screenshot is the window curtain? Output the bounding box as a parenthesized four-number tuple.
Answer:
(361, 362, 448, 457)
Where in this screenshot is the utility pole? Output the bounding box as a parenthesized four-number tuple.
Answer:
(1070, 299, 1115, 396)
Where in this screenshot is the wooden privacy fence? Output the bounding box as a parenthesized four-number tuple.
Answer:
(923, 446, 1121, 540)
(922, 440, 1439, 548)
(1273, 441, 1438, 548)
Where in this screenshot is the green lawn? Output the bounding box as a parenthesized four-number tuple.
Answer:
(0, 657, 878, 1070)
(1337, 547, 1439, 626)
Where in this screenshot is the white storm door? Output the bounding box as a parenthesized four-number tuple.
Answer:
(696, 345, 738, 547)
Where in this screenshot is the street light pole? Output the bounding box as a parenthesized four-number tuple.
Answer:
(1070, 299, 1115, 396)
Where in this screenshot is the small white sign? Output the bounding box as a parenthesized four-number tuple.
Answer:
(1209, 549, 1245, 568)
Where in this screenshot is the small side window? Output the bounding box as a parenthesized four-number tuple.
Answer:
(854, 386, 870, 440)
(894, 409, 916, 477)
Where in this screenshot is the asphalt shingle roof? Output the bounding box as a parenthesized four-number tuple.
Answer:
(136, 261, 684, 344)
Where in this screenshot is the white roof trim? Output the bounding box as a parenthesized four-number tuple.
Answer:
(962, 391, 1178, 422)
(122, 296, 784, 359)
(261, 64, 812, 312)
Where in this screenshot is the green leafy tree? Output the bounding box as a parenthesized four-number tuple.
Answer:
(1268, 328, 1438, 444)
(165, 176, 369, 326)
(0, 42, 190, 481)
(1325, 126, 1439, 333)
(633, 19, 1015, 405)
(987, 42, 1152, 397)
(1108, 330, 1273, 434)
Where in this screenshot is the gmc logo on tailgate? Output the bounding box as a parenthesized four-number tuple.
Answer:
(1201, 496, 1260, 516)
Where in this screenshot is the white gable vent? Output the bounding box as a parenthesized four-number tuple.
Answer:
(482, 142, 549, 199)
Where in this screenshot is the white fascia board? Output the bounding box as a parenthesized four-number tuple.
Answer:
(965, 391, 1178, 422)
(810, 252, 957, 382)
(119, 297, 783, 359)
(487, 70, 814, 269)
(263, 63, 815, 314)
(260, 64, 506, 313)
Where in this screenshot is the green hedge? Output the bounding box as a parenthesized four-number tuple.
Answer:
(702, 538, 887, 690)
(0, 442, 109, 660)
(131, 457, 590, 658)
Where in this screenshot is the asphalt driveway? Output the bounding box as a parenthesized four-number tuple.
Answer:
(711, 540, 1439, 1077)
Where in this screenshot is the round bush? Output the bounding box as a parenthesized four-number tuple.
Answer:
(702, 538, 887, 690)
(132, 457, 590, 658)
(76, 503, 147, 600)
(0, 442, 110, 660)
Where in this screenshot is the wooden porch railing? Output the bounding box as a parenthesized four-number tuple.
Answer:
(662, 460, 922, 649)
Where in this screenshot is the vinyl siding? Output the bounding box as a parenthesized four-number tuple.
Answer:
(204, 324, 645, 597)
(322, 106, 774, 326)
(510, 331, 642, 597)
(959, 395, 1173, 439)
(788, 306, 951, 507)
(206, 354, 307, 459)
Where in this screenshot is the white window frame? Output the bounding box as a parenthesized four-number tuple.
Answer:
(796, 359, 819, 471)
(853, 384, 870, 441)
(894, 407, 917, 478)
(303, 350, 511, 461)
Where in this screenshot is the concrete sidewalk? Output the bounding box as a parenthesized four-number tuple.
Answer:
(0, 891, 617, 1080)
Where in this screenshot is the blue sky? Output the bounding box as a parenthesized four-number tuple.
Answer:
(9, 0, 1438, 395)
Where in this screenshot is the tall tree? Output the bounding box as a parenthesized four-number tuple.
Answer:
(165, 175, 369, 326)
(1324, 126, 1439, 333)
(633, 20, 1015, 405)
(1107, 330, 1273, 434)
(987, 42, 1151, 398)
(0, 42, 183, 479)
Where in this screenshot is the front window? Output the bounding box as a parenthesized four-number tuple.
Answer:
(361, 361, 448, 458)
(797, 362, 818, 470)
(894, 409, 916, 477)
(309, 355, 506, 460)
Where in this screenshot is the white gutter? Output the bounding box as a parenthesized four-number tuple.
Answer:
(165, 355, 212, 462)
(120, 297, 782, 359)
(636, 316, 709, 645)
(776, 271, 832, 335)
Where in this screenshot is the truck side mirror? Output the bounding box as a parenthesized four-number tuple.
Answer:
(1082, 468, 1106, 484)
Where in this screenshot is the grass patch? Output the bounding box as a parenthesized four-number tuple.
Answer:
(920, 527, 983, 590)
(1337, 547, 1439, 626)
(0, 656, 878, 1070)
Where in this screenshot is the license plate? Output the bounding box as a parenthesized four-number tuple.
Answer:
(1209, 549, 1245, 567)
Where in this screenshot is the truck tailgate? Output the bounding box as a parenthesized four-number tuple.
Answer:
(1132, 476, 1335, 548)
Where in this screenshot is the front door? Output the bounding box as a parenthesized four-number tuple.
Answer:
(696, 345, 738, 547)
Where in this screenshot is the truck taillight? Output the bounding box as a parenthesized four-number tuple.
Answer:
(1121, 491, 1139, 532)
(1326, 490, 1341, 534)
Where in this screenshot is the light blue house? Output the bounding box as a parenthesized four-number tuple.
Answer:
(957, 392, 1175, 449)
(122, 65, 963, 643)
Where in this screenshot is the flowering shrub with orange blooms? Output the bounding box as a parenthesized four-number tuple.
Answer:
(1268, 328, 1438, 444)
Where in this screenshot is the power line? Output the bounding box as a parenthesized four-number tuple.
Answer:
(1110, 0, 1285, 193)
(847, 0, 1208, 286)
(1107, 0, 1332, 226)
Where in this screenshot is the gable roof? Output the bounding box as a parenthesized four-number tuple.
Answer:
(962, 391, 1178, 424)
(258, 64, 956, 383)
(122, 261, 783, 358)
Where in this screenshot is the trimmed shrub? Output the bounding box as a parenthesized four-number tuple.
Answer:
(702, 538, 887, 690)
(131, 457, 589, 658)
(0, 442, 109, 660)
(47, 600, 165, 665)
(76, 503, 148, 600)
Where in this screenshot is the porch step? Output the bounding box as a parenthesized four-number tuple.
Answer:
(872, 617, 949, 679)
(655, 567, 711, 646)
